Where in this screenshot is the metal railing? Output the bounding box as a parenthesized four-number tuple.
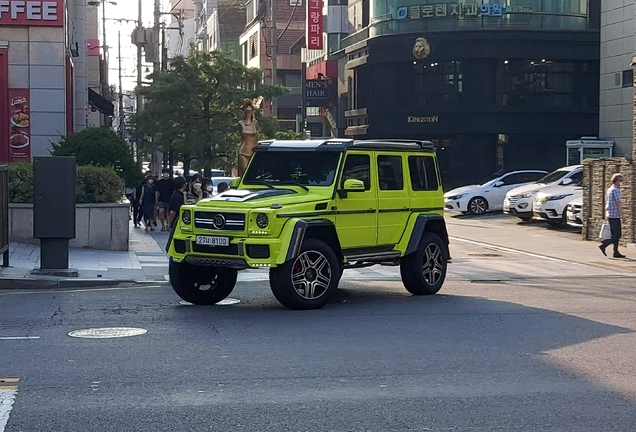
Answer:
(0, 164, 8, 267)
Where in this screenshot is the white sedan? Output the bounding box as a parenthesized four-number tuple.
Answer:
(566, 196, 583, 228)
(444, 170, 547, 216)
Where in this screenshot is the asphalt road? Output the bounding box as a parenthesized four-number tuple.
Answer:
(2, 266, 636, 431)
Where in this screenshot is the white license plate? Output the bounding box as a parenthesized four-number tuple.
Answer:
(196, 236, 229, 246)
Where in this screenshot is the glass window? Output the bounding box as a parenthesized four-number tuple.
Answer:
(408, 156, 439, 191)
(413, 61, 463, 108)
(243, 152, 340, 186)
(568, 171, 583, 184)
(523, 172, 547, 183)
(623, 69, 633, 88)
(378, 155, 404, 190)
(342, 154, 371, 190)
(500, 173, 530, 185)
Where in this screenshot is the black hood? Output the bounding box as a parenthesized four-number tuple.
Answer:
(210, 189, 297, 202)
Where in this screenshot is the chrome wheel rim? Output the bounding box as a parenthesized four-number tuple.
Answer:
(291, 251, 332, 300)
(422, 244, 444, 286)
(470, 198, 486, 214)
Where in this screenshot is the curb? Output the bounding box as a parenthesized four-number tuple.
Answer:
(0, 277, 165, 290)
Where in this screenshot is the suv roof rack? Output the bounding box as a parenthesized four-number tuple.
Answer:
(359, 139, 435, 149)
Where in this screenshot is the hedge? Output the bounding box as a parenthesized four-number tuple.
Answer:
(8, 163, 125, 204)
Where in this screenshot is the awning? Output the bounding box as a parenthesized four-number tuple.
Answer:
(89, 88, 114, 116)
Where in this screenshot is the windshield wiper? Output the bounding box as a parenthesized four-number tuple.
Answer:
(252, 180, 275, 189)
(278, 180, 310, 191)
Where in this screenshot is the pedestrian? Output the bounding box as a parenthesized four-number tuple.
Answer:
(217, 181, 229, 194)
(168, 177, 188, 229)
(139, 174, 158, 231)
(189, 175, 204, 203)
(202, 178, 213, 199)
(600, 173, 626, 258)
(156, 169, 174, 231)
(133, 178, 145, 227)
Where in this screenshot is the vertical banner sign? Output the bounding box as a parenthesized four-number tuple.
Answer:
(306, 0, 323, 50)
(8, 89, 31, 162)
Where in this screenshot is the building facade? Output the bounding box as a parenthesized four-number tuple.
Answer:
(341, 0, 601, 188)
(167, 0, 196, 59)
(599, 0, 635, 157)
(0, 0, 109, 163)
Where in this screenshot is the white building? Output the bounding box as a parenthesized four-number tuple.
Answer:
(599, 1, 635, 156)
(167, 0, 196, 59)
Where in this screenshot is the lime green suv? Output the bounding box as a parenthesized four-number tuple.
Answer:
(167, 139, 450, 310)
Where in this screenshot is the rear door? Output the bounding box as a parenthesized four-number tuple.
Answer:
(376, 153, 409, 246)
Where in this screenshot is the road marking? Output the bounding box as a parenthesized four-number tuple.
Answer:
(68, 327, 147, 339)
(0, 337, 40, 341)
(0, 378, 19, 432)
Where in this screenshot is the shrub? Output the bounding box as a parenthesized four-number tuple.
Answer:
(8, 163, 124, 204)
(52, 127, 143, 188)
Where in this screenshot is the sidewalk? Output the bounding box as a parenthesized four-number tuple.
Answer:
(446, 214, 636, 274)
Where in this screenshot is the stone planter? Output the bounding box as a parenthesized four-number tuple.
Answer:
(9, 203, 130, 251)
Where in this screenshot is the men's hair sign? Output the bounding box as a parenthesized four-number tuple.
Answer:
(306, 0, 323, 50)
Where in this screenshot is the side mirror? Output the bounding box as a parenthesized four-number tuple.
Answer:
(229, 178, 240, 189)
(494, 181, 505, 187)
(343, 179, 366, 192)
(561, 178, 573, 186)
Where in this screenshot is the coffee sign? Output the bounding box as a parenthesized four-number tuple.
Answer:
(0, 0, 64, 27)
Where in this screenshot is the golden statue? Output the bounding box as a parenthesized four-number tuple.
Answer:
(413, 37, 431, 60)
(238, 97, 263, 176)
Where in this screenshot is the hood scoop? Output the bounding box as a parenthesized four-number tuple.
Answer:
(212, 189, 297, 202)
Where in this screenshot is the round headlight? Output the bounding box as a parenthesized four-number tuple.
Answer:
(256, 213, 269, 229)
(182, 210, 191, 225)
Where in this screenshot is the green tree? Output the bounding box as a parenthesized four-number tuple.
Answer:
(52, 127, 142, 187)
(134, 49, 286, 175)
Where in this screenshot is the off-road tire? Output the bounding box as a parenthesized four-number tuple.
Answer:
(270, 238, 340, 310)
(169, 258, 237, 305)
(400, 232, 447, 296)
(468, 197, 488, 215)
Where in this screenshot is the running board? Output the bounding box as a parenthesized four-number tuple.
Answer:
(345, 251, 401, 262)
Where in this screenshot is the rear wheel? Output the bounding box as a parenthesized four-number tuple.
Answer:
(169, 259, 237, 305)
(270, 239, 340, 310)
(468, 197, 488, 215)
(400, 232, 447, 296)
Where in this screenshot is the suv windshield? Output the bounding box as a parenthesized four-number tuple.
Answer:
(243, 151, 341, 187)
(538, 170, 568, 184)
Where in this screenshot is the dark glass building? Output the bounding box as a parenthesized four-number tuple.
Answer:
(342, 0, 601, 189)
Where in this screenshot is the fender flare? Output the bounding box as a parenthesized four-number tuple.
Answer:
(405, 214, 448, 256)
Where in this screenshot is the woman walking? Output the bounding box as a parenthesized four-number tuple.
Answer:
(139, 175, 158, 231)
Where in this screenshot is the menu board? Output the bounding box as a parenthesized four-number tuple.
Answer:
(8, 88, 31, 162)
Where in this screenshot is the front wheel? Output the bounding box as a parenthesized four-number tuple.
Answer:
(270, 239, 340, 310)
(400, 232, 447, 295)
(468, 197, 488, 215)
(169, 259, 237, 305)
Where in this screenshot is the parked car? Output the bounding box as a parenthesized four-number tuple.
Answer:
(444, 170, 547, 215)
(210, 176, 238, 195)
(532, 181, 583, 226)
(565, 196, 583, 228)
(503, 165, 583, 221)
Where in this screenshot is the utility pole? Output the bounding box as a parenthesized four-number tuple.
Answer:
(271, 0, 277, 119)
(118, 31, 125, 136)
(135, 0, 143, 168)
(153, 0, 161, 73)
(301, 48, 307, 138)
(102, 0, 108, 97)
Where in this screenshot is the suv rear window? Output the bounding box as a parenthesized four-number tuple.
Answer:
(408, 156, 439, 191)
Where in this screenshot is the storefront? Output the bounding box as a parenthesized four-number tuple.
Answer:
(343, 0, 601, 188)
(0, 0, 107, 163)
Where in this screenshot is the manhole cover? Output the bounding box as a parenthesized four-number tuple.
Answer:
(68, 328, 147, 339)
(179, 298, 240, 306)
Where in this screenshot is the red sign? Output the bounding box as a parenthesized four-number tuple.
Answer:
(87, 39, 100, 56)
(306, 0, 323, 50)
(0, 0, 64, 27)
(8, 89, 31, 162)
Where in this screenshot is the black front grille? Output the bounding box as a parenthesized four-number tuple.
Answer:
(194, 211, 245, 231)
(192, 243, 240, 256)
(246, 244, 270, 259)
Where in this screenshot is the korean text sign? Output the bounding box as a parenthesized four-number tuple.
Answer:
(306, 0, 323, 50)
(0, 0, 64, 27)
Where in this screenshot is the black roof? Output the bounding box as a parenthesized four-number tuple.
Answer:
(253, 139, 436, 153)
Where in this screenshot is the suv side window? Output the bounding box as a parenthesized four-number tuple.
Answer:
(342, 154, 371, 190)
(408, 156, 439, 191)
(378, 155, 404, 190)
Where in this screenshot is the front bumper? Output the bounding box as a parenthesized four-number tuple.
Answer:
(503, 198, 533, 218)
(444, 198, 469, 212)
(532, 202, 562, 221)
(566, 210, 583, 227)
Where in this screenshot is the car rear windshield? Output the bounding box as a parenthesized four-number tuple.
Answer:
(243, 151, 341, 186)
(538, 170, 568, 184)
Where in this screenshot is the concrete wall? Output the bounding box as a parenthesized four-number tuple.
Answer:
(599, 0, 636, 157)
(9, 204, 130, 251)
